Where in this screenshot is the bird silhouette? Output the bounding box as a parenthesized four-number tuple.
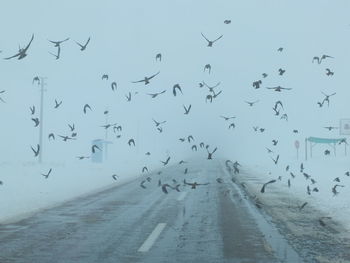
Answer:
(142, 166, 148, 173)
(220, 116, 235, 121)
(187, 135, 194, 142)
(112, 174, 119, 180)
(31, 118, 40, 127)
(54, 99, 62, 109)
(48, 133, 55, 140)
(48, 38, 69, 47)
(102, 74, 109, 80)
(58, 135, 76, 142)
(272, 140, 278, 146)
(49, 46, 61, 60)
(184, 179, 209, 189)
(132, 71, 160, 85)
(162, 184, 180, 194)
(192, 145, 198, 151)
(324, 126, 338, 131)
(155, 53, 162, 61)
(260, 179, 277, 193)
(266, 86, 292, 92)
(30, 106, 35, 115)
(161, 156, 171, 166)
(278, 68, 286, 75)
(320, 92, 336, 107)
(91, 144, 101, 153)
(299, 202, 308, 211)
(204, 64, 211, 74)
(271, 155, 279, 164)
(68, 123, 75, 132)
(32, 76, 40, 85)
(4, 34, 34, 60)
(128, 139, 135, 146)
(111, 82, 117, 91)
(125, 92, 132, 101)
(153, 119, 166, 127)
(83, 104, 92, 114)
(31, 144, 40, 157)
(277, 47, 283, 52)
(245, 100, 259, 106)
(325, 68, 334, 76)
(224, 20, 231, 24)
(203, 81, 221, 92)
(201, 33, 223, 47)
(183, 104, 191, 115)
(252, 80, 262, 89)
(207, 147, 217, 159)
(147, 90, 166, 98)
(228, 123, 235, 129)
(75, 37, 90, 51)
(173, 84, 183, 96)
(42, 168, 52, 179)
(76, 156, 90, 160)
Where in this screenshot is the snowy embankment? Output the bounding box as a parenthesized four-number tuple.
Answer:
(0, 161, 141, 224)
(224, 157, 350, 262)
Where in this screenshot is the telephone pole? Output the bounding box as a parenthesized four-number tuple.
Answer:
(38, 77, 47, 164)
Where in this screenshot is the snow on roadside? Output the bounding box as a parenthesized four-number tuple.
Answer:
(0, 161, 141, 224)
(223, 157, 350, 262)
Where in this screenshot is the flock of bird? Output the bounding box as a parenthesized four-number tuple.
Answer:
(0, 18, 348, 212)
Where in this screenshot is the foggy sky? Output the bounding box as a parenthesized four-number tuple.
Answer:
(0, 0, 349, 167)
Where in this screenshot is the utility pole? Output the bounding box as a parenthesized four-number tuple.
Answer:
(38, 77, 47, 164)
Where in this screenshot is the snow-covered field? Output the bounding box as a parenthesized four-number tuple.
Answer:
(0, 161, 142, 224)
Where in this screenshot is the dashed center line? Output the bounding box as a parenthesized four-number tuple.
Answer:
(138, 223, 166, 252)
(177, 192, 187, 201)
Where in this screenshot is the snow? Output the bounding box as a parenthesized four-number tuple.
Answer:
(225, 155, 350, 235)
(0, 161, 141, 223)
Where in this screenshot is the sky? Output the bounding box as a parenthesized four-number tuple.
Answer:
(0, 0, 349, 168)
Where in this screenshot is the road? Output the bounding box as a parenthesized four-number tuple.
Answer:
(0, 160, 303, 263)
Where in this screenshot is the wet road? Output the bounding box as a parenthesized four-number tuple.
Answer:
(0, 160, 303, 263)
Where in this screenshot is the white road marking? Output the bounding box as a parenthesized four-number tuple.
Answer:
(177, 192, 187, 201)
(138, 223, 166, 252)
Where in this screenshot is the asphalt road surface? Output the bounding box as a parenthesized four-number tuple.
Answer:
(0, 160, 303, 263)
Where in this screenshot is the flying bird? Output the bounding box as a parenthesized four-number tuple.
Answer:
(132, 71, 160, 85)
(31, 144, 40, 157)
(58, 135, 76, 142)
(48, 38, 69, 47)
(4, 34, 34, 60)
(183, 104, 191, 115)
(266, 86, 292, 92)
(173, 84, 183, 96)
(325, 68, 334, 76)
(128, 139, 135, 146)
(48, 133, 55, 140)
(278, 68, 286, 75)
(245, 100, 259, 106)
(83, 104, 92, 114)
(155, 53, 162, 61)
(204, 64, 211, 74)
(30, 105, 35, 115)
(207, 147, 217, 160)
(184, 179, 209, 189)
(42, 168, 52, 179)
(220, 116, 235, 121)
(111, 82, 117, 91)
(91, 144, 101, 153)
(271, 155, 279, 165)
(54, 99, 62, 109)
(161, 156, 171, 166)
(31, 118, 40, 127)
(201, 32, 223, 47)
(102, 74, 108, 80)
(153, 119, 166, 127)
(260, 179, 277, 193)
(68, 123, 75, 132)
(147, 90, 166, 98)
(224, 20, 231, 24)
(252, 80, 262, 89)
(162, 184, 180, 194)
(75, 37, 90, 51)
